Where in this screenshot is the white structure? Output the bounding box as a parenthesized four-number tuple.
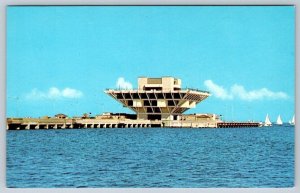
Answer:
(276, 115, 283, 125)
(264, 114, 272, 127)
(289, 115, 295, 126)
(105, 77, 210, 120)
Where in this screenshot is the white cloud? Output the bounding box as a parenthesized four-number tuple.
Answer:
(204, 80, 233, 100)
(62, 88, 83, 98)
(204, 80, 288, 101)
(26, 87, 83, 100)
(116, 77, 133, 90)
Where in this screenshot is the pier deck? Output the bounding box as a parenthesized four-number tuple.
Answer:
(7, 117, 262, 130)
(217, 122, 262, 128)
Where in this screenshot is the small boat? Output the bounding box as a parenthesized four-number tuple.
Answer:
(289, 115, 295, 126)
(264, 114, 272, 127)
(276, 115, 283, 125)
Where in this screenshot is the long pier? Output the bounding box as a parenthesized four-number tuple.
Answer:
(217, 122, 261, 128)
(6, 117, 262, 130)
(6, 118, 159, 130)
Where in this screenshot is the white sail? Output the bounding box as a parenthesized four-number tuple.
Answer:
(289, 115, 295, 125)
(276, 115, 283, 125)
(264, 114, 272, 126)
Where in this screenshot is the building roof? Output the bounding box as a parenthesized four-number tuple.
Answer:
(54, 113, 68, 117)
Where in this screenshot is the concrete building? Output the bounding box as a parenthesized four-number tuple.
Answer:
(105, 77, 211, 121)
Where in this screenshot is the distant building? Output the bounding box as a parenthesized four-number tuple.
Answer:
(82, 113, 92, 119)
(105, 77, 210, 120)
(95, 113, 137, 120)
(181, 114, 220, 121)
(54, 114, 68, 119)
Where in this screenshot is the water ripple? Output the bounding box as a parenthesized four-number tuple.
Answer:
(7, 127, 294, 187)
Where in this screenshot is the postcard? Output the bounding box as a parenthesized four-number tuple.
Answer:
(6, 5, 295, 188)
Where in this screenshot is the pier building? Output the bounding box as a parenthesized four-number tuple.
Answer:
(6, 77, 263, 130)
(105, 77, 210, 121)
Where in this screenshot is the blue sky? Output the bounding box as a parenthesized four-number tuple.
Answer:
(7, 6, 295, 122)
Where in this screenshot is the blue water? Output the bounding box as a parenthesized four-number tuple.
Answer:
(7, 126, 294, 188)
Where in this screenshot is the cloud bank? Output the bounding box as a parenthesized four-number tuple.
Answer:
(116, 77, 133, 89)
(204, 80, 288, 101)
(26, 87, 83, 100)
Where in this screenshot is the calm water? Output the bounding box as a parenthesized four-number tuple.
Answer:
(7, 126, 294, 188)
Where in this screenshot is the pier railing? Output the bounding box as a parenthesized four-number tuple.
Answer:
(105, 88, 210, 94)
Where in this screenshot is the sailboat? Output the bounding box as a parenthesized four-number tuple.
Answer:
(276, 115, 283, 125)
(289, 115, 295, 126)
(264, 114, 272, 127)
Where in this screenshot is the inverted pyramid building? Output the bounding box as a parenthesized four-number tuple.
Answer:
(105, 77, 210, 120)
